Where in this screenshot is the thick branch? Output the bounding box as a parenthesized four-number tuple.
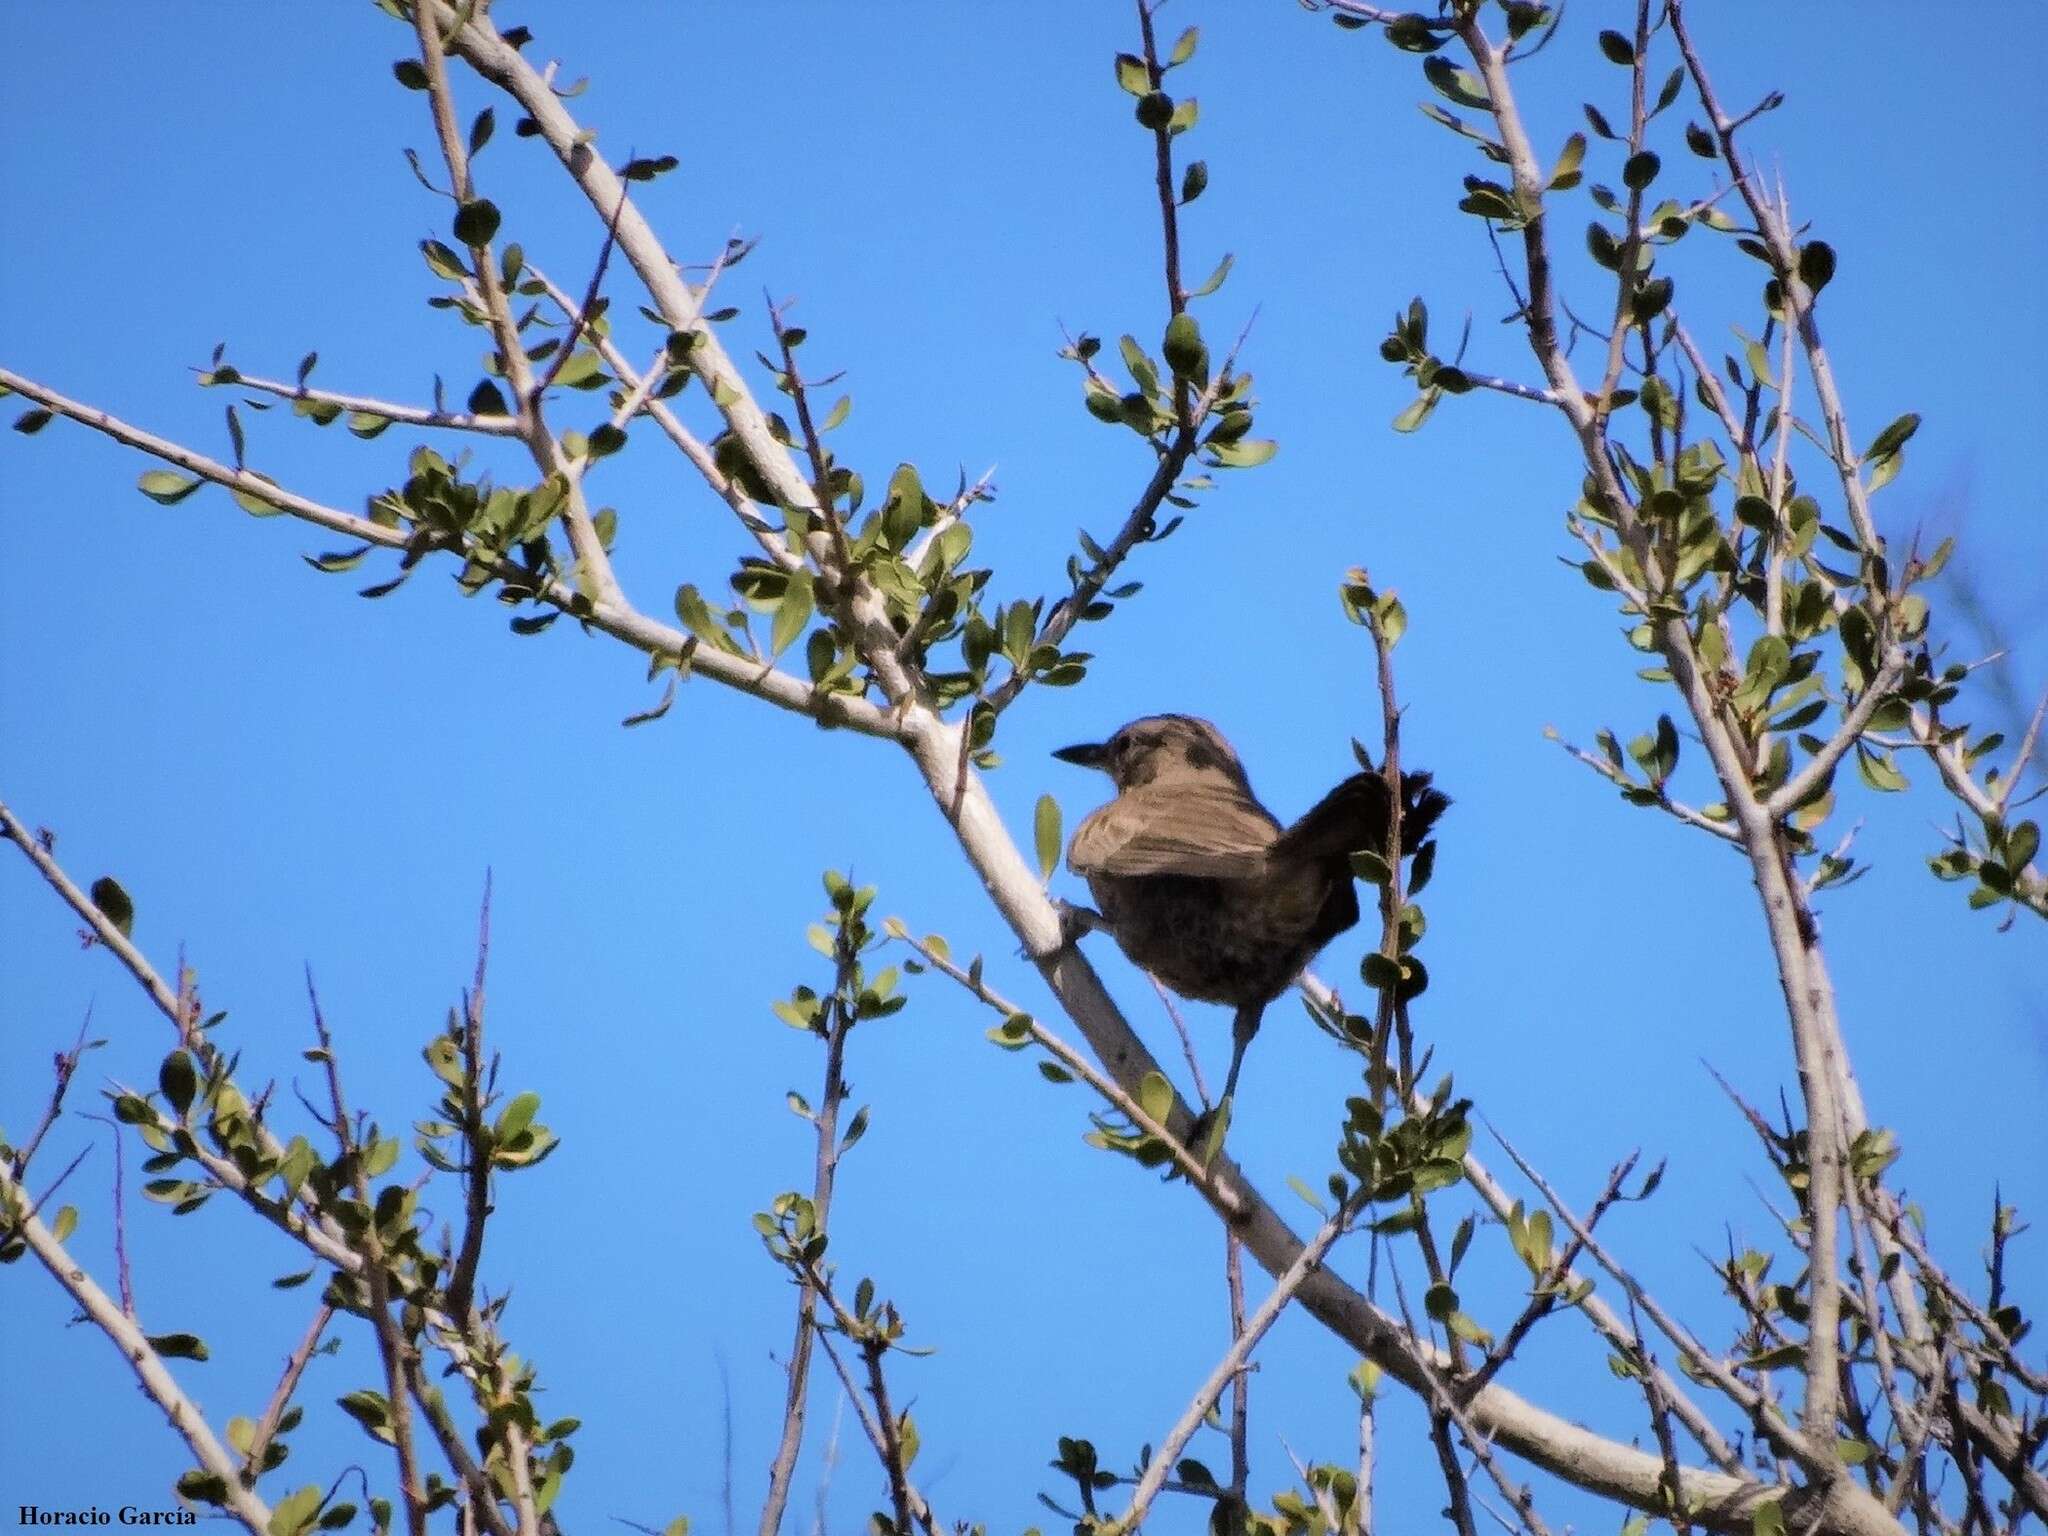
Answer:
(0, 1158, 275, 1533)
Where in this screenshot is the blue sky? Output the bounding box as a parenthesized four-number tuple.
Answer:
(2, 3, 2042, 1532)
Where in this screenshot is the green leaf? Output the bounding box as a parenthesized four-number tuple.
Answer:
(12, 407, 54, 434)
(138, 469, 204, 506)
(1597, 29, 1635, 65)
(468, 107, 495, 157)
(621, 154, 680, 182)
(1135, 1071, 1174, 1125)
(1855, 744, 1908, 793)
(1549, 132, 1586, 191)
(493, 1091, 541, 1143)
(2005, 820, 2039, 873)
(1374, 593, 1407, 647)
(1114, 53, 1149, 96)
(453, 198, 501, 247)
(1422, 57, 1490, 110)
(1162, 312, 1206, 380)
(148, 1332, 210, 1361)
(1622, 150, 1660, 191)
(1391, 392, 1438, 433)
(1653, 65, 1684, 114)
(1169, 26, 1198, 66)
(1034, 795, 1062, 882)
(159, 1051, 198, 1117)
(1208, 438, 1276, 468)
(770, 571, 815, 657)
(1286, 1174, 1329, 1215)
(1350, 850, 1392, 885)
(90, 876, 135, 938)
(304, 546, 374, 575)
(1189, 252, 1234, 298)
(1864, 412, 1921, 462)
(1798, 240, 1836, 294)
(1446, 1310, 1493, 1345)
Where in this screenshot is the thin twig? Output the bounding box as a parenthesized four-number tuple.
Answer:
(445, 876, 495, 1326)
(0, 373, 896, 737)
(1120, 1194, 1366, 1531)
(226, 374, 521, 436)
(760, 940, 858, 1536)
(241, 1301, 337, 1484)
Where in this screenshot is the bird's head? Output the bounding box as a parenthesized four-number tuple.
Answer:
(1053, 714, 1250, 792)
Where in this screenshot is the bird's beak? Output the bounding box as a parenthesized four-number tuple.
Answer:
(1053, 741, 1109, 769)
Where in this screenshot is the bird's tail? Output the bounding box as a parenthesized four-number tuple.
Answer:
(1276, 770, 1449, 864)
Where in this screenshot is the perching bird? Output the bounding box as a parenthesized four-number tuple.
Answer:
(1054, 714, 1446, 1110)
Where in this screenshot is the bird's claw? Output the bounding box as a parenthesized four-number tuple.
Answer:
(1187, 1096, 1233, 1168)
(1021, 898, 1106, 961)
(1056, 898, 1105, 948)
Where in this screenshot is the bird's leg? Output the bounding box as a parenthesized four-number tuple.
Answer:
(1053, 897, 1106, 949)
(1022, 898, 1106, 962)
(1219, 1004, 1262, 1108)
(1185, 1004, 1263, 1164)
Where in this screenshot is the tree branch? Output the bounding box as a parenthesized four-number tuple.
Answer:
(0, 1157, 275, 1533)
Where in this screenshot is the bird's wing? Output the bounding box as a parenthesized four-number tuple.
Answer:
(1068, 782, 1281, 879)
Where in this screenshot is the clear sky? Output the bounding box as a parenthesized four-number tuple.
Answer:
(3, 3, 2042, 1532)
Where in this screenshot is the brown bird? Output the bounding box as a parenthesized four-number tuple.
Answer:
(1054, 714, 1446, 1109)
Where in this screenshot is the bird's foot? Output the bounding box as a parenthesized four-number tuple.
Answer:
(1057, 898, 1105, 946)
(1187, 1095, 1233, 1168)
(1023, 898, 1106, 961)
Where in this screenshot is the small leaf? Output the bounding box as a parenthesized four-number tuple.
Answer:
(1549, 133, 1586, 191)
(1391, 393, 1438, 433)
(770, 572, 815, 657)
(1864, 412, 1920, 462)
(1189, 252, 1234, 298)
(453, 199, 501, 247)
(148, 1332, 210, 1361)
(1135, 1071, 1174, 1125)
(1597, 29, 1635, 65)
(1797, 241, 1836, 294)
(159, 1051, 199, 1117)
(90, 876, 135, 938)
(303, 546, 373, 575)
(1034, 795, 1063, 882)
(1208, 437, 1277, 468)
(138, 469, 204, 506)
(621, 154, 680, 182)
